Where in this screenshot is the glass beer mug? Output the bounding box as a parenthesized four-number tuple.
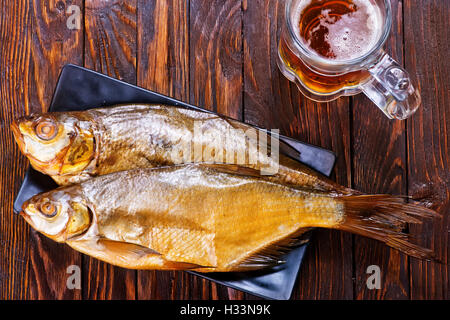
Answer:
(277, 0, 421, 120)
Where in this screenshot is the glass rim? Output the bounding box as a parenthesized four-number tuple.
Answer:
(285, 0, 393, 66)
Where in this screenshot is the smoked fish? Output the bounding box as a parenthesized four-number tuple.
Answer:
(20, 164, 437, 272)
(11, 104, 352, 194)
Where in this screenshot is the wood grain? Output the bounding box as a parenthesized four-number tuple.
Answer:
(85, 0, 137, 83)
(84, 0, 137, 299)
(243, 0, 353, 299)
(404, 0, 449, 299)
(352, 0, 410, 300)
(29, 0, 84, 300)
(292, 99, 353, 300)
(137, 0, 189, 102)
(30, 0, 84, 113)
(0, 0, 33, 300)
(190, 0, 243, 119)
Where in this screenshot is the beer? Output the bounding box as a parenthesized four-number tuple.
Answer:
(279, 0, 383, 94)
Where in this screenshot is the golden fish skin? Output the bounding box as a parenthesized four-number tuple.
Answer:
(21, 164, 438, 272)
(11, 104, 352, 194)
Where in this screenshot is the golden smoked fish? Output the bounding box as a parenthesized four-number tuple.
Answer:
(11, 104, 352, 194)
(20, 164, 437, 272)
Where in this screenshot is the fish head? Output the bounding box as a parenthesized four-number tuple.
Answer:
(21, 188, 92, 242)
(11, 113, 96, 177)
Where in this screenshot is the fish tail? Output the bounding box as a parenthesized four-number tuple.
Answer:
(336, 195, 441, 261)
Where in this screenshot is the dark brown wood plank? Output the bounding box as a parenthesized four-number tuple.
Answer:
(83, 0, 137, 299)
(188, 0, 245, 299)
(136, 0, 189, 102)
(190, 0, 243, 120)
(293, 100, 353, 300)
(85, 0, 137, 83)
(243, 0, 353, 299)
(404, 0, 449, 299)
(136, 0, 191, 300)
(0, 0, 33, 300)
(24, 0, 84, 299)
(352, 0, 410, 299)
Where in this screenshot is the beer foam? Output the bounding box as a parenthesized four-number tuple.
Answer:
(322, 0, 382, 60)
(292, 0, 312, 33)
(293, 0, 312, 15)
(294, 0, 383, 61)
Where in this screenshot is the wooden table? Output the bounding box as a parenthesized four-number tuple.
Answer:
(0, 0, 448, 300)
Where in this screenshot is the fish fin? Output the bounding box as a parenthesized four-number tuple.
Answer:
(225, 118, 302, 160)
(224, 117, 253, 132)
(199, 163, 265, 178)
(278, 141, 302, 164)
(67, 239, 211, 270)
(277, 154, 359, 195)
(96, 239, 161, 258)
(51, 172, 92, 186)
(96, 239, 211, 269)
(337, 195, 442, 261)
(231, 229, 313, 271)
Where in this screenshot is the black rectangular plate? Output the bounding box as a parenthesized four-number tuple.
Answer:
(13, 64, 336, 300)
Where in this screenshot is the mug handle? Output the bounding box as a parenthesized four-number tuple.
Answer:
(360, 52, 421, 120)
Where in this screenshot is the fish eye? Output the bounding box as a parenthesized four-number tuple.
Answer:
(39, 201, 58, 218)
(35, 119, 58, 141)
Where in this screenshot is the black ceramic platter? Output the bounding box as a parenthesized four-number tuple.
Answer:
(13, 64, 336, 300)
